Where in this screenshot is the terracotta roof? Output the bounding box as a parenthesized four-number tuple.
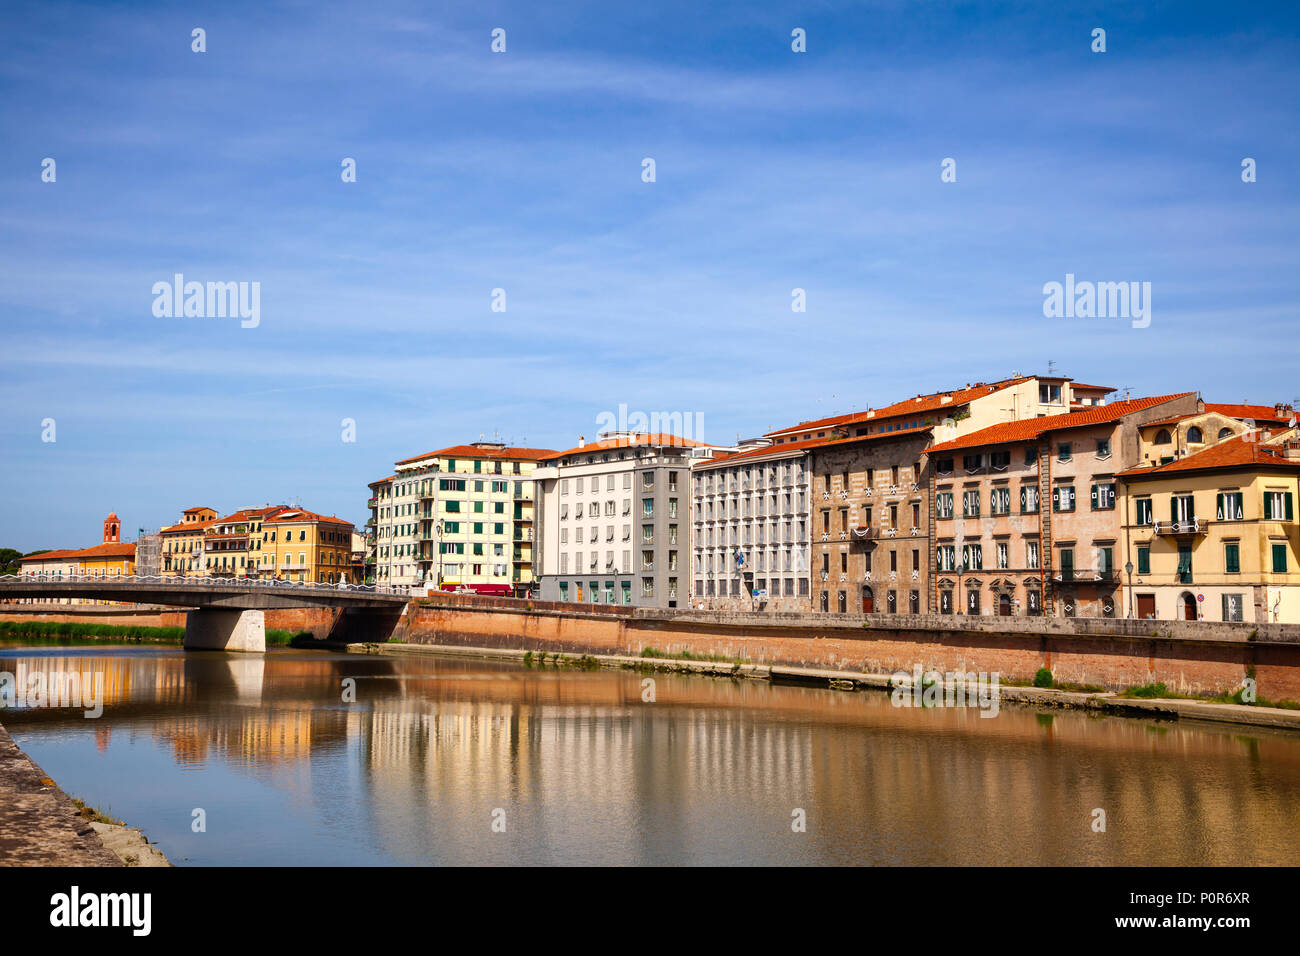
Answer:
(1140, 415, 1197, 429)
(68, 542, 137, 560)
(926, 394, 1195, 454)
(214, 506, 289, 524)
(693, 437, 829, 471)
(182, 506, 216, 514)
(1205, 403, 1294, 424)
(1069, 382, 1116, 392)
(545, 433, 707, 460)
(19, 549, 77, 563)
(1118, 435, 1300, 478)
(764, 377, 1033, 438)
(395, 445, 558, 466)
(161, 518, 217, 534)
(265, 509, 354, 527)
(368, 475, 394, 487)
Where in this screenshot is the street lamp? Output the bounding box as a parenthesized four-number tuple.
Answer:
(1125, 560, 1135, 618)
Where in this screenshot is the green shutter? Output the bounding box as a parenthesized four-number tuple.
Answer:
(1273, 544, 1287, 573)
(1090, 485, 1098, 509)
(1287, 493, 1295, 521)
(1225, 544, 1239, 573)
(1265, 494, 1273, 520)
(1216, 493, 1224, 520)
(1171, 496, 1179, 522)
(1137, 547, 1150, 575)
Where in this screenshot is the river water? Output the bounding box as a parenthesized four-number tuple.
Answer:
(2, 641, 1298, 866)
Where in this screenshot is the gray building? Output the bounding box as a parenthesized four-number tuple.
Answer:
(533, 432, 729, 609)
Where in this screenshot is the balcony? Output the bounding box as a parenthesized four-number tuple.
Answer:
(1155, 518, 1210, 536)
(366, 497, 378, 509)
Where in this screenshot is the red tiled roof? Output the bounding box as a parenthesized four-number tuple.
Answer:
(1069, 382, 1116, 392)
(693, 437, 828, 471)
(182, 506, 216, 514)
(161, 518, 217, 534)
(68, 542, 137, 560)
(265, 509, 354, 527)
(926, 394, 1195, 454)
(1205, 403, 1293, 424)
(214, 506, 289, 524)
(368, 475, 394, 487)
(1118, 435, 1300, 478)
(545, 434, 707, 460)
(19, 549, 76, 563)
(395, 445, 558, 466)
(764, 377, 1033, 438)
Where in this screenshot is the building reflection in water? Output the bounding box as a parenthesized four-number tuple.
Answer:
(2, 645, 1299, 865)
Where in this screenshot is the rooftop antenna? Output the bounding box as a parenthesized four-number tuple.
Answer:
(1047, 360, 1058, 377)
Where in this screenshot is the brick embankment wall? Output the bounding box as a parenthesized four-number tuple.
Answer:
(401, 595, 1300, 702)
(0, 604, 341, 638)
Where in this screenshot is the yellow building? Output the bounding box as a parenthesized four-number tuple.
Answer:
(1117, 431, 1300, 623)
(204, 506, 287, 578)
(257, 508, 355, 584)
(72, 513, 136, 578)
(160, 506, 218, 576)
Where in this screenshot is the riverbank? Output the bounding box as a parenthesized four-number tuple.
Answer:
(353, 640, 1300, 733)
(0, 719, 122, 865)
(0, 719, 171, 867)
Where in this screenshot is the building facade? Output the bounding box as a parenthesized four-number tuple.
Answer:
(161, 506, 218, 576)
(690, 439, 813, 611)
(924, 394, 1201, 617)
(204, 506, 287, 578)
(258, 508, 355, 584)
(369, 442, 554, 594)
(808, 431, 933, 614)
(535, 433, 723, 608)
(1117, 430, 1300, 623)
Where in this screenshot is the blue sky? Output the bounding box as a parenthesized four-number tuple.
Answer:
(1, 0, 1298, 551)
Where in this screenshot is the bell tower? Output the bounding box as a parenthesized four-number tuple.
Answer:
(103, 512, 120, 543)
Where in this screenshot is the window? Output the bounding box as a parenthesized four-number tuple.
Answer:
(1059, 548, 1074, 581)
(1096, 438, 1111, 459)
(1222, 594, 1244, 622)
(1026, 540, 1039, 569)
(1024, 446, 1037, 466)
(935, 491, 954, 519)
(940, 590, 953, 614)
(1224, 543, 1240, 574)
(1272, 543, 1288, 574)
(1098, 547, 1113, 574)
(1177, 546, 1192, 583)
(1091, 483, 1115, 510)
(990, 487, 1011, 515)
(961, 543, 983, 570)
(1137, 546, 1150, 575)
(990, 451, 1010, 471)
(1264, 491, 1294, 521)
(1020, 486, 1039, 514)
(962, 489, 980, 517)
(996, 542, 1009, 569)
(1052, 485, 1076, 512)
(1135, 498, 1153, 525)
(1039, 384, 1062, 405)
(1187, 426, 1203, 444)
(963, 454, 982, 473)
(1217, 492, 1244, 521)
(1218, 427, 1233, 440)
(937, 545, 956, 571)
(1057, 443, 1072, 462)
(1154, 429, 1172, 445)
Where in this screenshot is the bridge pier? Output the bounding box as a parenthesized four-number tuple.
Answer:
(183, 609, 266, 653)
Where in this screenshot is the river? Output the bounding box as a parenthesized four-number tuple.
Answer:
(2, 641, 1298, 865)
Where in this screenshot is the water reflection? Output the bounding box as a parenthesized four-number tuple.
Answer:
(2, 643, 1298, 866)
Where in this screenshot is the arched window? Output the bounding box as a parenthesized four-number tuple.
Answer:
(1218, 427, 1233, 440)
(1187, 426, 1203, 444)
(1154, 429, 1172, 444)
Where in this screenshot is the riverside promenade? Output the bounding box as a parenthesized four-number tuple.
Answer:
(0, 720, 120, 866)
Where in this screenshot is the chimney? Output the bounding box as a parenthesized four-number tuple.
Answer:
(1275, 402, 1289, 419)
(578, 436, 585, 448)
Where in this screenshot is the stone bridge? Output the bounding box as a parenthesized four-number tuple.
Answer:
(0, 575, 412, 652)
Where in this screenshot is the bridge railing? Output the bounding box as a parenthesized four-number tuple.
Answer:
(0, 573, 413, 598)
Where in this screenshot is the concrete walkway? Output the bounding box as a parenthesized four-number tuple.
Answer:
(0, 721, 120, 866)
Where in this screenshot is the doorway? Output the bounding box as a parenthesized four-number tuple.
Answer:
(1181, 592, 1198, 620)
(861, 586, 874, 613)
(998, 593, 1012, 616)
(1136, 593, 1156, 619)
